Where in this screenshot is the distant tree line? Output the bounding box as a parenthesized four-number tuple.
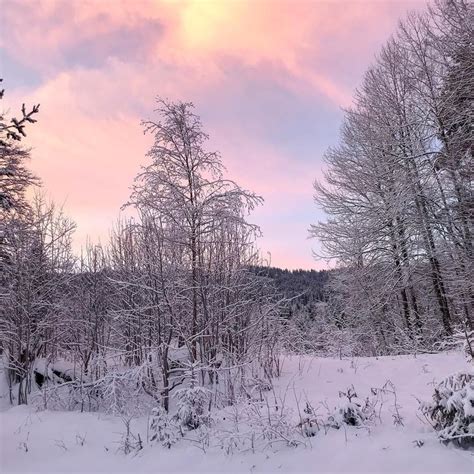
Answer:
(252, 266, 329, 306)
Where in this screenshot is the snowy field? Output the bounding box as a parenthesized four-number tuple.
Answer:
(1, 351, 473, 473)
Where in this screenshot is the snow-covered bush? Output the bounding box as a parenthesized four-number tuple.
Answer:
(298, 387, 379, 438)
(421, 372, 474, 447)
(326, 387, 376, 429)
(172, 361, 212, 430)
(174, 384, 211, 430)
(148, 407, 180, 448)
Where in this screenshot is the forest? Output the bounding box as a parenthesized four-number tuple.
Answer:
(0, 0, 472, 472)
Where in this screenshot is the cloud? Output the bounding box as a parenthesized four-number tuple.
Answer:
(2, 0, 395, 104)
(1, 0, 424, 269)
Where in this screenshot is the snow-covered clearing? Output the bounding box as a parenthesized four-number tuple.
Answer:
(1, 351, 473, 473)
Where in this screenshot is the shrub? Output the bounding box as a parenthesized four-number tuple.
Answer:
(326, 386, 376, 429)
(149, 407, 180, 448)
(420, 372, 474, 448)
(174, 384, 211, 430)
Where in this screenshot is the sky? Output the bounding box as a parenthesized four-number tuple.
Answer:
(0, 0, 425, 270)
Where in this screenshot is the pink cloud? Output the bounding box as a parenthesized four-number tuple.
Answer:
(2, 0, 424, 268)
(2, 0, 420, 104)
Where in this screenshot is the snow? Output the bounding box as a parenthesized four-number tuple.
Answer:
(1, 351, 473, 473)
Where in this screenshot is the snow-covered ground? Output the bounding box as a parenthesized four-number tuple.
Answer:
(1, 351, 473, 473)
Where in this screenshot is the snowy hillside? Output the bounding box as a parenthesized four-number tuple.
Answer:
(1, 351, 472, 473)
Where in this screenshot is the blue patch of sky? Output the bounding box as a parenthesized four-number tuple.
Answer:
(201, 58, 342, 164)
(0, 48, 43, 89)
